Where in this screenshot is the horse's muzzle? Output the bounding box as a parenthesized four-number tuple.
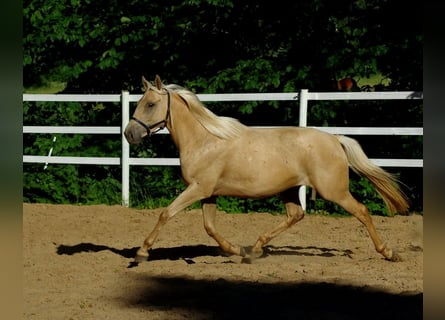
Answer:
(124, 122, 147, 144)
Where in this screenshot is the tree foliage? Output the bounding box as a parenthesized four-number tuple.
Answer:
(24, 0, 422, 92)
(23, 0, 423, 214)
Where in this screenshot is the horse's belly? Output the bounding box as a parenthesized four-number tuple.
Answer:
(213, 159, 305, 198)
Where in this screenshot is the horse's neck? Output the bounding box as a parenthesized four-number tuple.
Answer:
(167, 97, 213, 152)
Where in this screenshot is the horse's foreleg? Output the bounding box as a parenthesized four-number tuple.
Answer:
(251, 187, 304, 257)
(135, 184, 206, 263)
(135, 211, 167, 263)
(202, 197, 246, 257)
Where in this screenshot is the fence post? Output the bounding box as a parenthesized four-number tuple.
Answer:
(298, 89, 309, 211)
(121, 91, 130, 207)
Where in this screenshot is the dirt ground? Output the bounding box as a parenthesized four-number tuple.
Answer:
(23, 203, 423, 319)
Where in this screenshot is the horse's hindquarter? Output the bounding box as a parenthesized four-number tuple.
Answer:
(212, 127, 345, 198)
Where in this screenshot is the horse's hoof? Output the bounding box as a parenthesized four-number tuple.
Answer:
(250, 249, 264, 259)
(241, 256, 253, 264)
(134, 254, 148, 263)
(134, 251, 149, 263)
(241, 251, 263, 264)
(388, 251, 403, 262)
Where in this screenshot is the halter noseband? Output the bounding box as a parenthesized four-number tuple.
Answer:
(131, 89, 171, 136)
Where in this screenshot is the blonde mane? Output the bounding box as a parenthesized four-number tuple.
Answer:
(165, 84, 246, 139)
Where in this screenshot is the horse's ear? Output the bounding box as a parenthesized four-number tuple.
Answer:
(154, 75, 163, 90)
(142, 76, 151, 91)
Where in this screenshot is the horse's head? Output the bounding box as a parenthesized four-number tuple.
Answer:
(124, 75, 171, 144)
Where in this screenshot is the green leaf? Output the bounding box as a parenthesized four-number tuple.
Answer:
(120, 16, 131, 23)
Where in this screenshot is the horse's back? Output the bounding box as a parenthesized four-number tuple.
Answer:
(246, 126, 341, 153)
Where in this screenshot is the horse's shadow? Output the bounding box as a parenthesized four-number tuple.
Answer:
(56, 243, 140, 259)
(263, 245, 353, 258)
(56, 242, 353, 266)
(56, 243, 222, 261)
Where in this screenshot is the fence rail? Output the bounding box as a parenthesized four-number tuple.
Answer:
(23, 90, 423, 207)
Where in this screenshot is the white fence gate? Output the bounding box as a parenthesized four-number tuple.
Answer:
(23, 90, 423, 208)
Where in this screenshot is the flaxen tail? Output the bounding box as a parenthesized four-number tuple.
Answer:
(337, 135, 409, 214)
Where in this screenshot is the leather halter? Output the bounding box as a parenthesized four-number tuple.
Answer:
(131, 89, 171, 136)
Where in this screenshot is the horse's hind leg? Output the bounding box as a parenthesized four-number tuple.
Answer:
(251, 186, 304, 258)
(329, 191, 401, 261)
(202, 197, 246, 257)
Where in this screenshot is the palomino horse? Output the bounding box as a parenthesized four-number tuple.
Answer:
(124, 75, 409, 263)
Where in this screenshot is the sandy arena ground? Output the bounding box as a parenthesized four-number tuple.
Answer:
(23, 203, 423, 319)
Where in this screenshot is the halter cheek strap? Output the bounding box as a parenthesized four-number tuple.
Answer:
(131, 89, 171, 136)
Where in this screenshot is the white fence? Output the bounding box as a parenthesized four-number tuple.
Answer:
(23, 90, 423, 207)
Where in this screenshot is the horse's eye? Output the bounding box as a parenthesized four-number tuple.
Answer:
(147, 103, 155, 108)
